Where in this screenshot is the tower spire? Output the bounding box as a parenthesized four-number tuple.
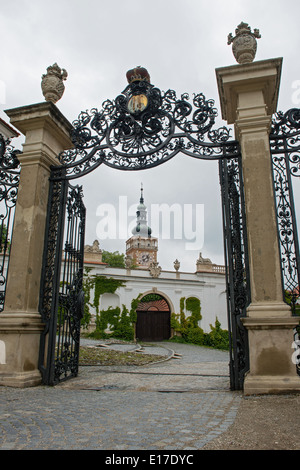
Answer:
(126, 184, 158, 268)
(131, 184, 151, 237)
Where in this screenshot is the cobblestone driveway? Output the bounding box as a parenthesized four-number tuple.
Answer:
(0, 341, 242, 450)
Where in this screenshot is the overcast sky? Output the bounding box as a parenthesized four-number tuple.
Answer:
(1, 0, 299, 271)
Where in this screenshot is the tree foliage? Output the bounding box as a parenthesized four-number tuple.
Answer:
(102, 250, 125, 268)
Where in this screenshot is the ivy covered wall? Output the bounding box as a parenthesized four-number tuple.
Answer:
(81, 270, 229, 348)
(82, 269, 140, 340)
(171, 296, 229, 349)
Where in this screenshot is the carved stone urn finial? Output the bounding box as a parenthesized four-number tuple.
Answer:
(227, 22, 261, 64)
(125, 255, 133, 269)
(41, 63, 68, 103)
(174, 259, 180, 272)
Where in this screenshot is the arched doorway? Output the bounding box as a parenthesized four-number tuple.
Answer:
(136, 294, 171, 342)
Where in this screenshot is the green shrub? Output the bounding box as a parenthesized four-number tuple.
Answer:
(89, 296, 142, 342)
(169, 313, 229, 350)
(113, 305, 134, 341)
(170, 313, 181, 331)
(186, 327, 205, 345)
(206, 318, 229, 350)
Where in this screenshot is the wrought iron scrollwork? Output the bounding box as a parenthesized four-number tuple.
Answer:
(0, 134, 21, 311)
(270, 109, 300, 316)
(54, 77, 239, 179)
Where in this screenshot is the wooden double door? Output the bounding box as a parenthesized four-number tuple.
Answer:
(136, 310, 171, 341)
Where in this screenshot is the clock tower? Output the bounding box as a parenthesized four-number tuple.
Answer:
(126, 185, 158, 269)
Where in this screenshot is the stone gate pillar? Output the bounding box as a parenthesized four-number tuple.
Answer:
(0, 101, 73, 387)
(216, 56, 300, 394)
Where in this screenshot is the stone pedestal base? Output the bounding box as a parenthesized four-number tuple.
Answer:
(0, 313, 44, 387)
(0, 369, 43, 388)
(242, 313, 300, 395)
(243, 374, 300, 396)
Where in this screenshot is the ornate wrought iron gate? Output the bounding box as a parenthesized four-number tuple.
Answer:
(39, 171, 85, 385)
(0, 134, 20, 312)
(269, 108, 300, 375)
(38, 67, 250, 388)
(270, 109, 300, 314)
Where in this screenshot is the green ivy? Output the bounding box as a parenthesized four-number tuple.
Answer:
(170, 312, 180, 330)
(185, 296, 202, 326)
(81, 268, 93, 328)
(81, 272, 125, 329)
(170, 316, 229, 350)
(83, 269, 143, 342)
(114, 305, 135, 341)
(82, 268, 144, 340)
(180, 297, 185, 315)
(94, 276, 125, 313)
(170, 297, 228, 350)
(129, 294, 142, 324)
(140, 293, 163, 303)
(285, 290, 300, 316)
(92, 294, 143, 341)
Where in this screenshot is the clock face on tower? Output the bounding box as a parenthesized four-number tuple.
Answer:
(139, 252, 151, 264)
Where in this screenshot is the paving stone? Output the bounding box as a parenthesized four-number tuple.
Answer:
(0, 341, 241, 450)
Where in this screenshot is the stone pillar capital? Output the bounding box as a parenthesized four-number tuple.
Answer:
(216, 58, 282, 124)
(5, 102, 73, 168)
(234, 115, 272, 139)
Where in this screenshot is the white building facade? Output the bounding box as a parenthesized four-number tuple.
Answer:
(84, 258, 227, 335)
(83, 187, 227, 339)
